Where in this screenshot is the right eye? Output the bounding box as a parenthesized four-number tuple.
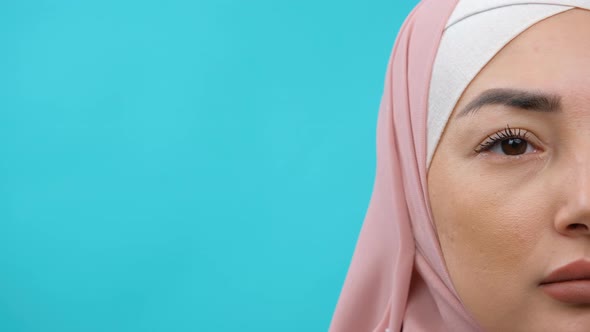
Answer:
(487, 137, 535, 156)
(474, 126, 538, 156)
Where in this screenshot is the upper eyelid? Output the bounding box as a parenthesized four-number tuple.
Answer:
(488, 127, 529, 142)
(484, 126, 529, 142)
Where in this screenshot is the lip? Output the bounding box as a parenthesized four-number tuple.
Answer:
(540, 259, 590, 304)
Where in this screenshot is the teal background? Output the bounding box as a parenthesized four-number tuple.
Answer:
(3, 1, 419, 331)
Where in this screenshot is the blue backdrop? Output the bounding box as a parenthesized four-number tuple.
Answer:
(2, 1, 420, 331)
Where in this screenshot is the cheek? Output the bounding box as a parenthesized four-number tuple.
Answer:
(429, 168, 547, 282)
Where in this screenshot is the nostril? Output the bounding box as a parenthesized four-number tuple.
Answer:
(567, 223, 589, 231)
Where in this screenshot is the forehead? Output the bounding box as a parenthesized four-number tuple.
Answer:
(455, 8, 590, 114)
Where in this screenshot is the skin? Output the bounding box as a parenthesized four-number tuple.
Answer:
(428, 8, 590, 332)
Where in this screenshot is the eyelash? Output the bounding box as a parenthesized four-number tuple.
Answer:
(473, 125, 531, 153)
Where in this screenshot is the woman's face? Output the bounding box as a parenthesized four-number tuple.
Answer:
(428, 8, 590, 332)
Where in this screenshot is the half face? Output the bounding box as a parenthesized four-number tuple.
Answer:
(428, 8, 590, 332)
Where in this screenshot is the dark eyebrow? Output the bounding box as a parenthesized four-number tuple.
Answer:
(456, 88, 562, 118)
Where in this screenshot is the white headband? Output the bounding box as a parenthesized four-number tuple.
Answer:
(427, 0, 590, 167)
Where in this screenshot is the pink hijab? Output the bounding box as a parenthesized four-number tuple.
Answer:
(328, 0, 480, 331)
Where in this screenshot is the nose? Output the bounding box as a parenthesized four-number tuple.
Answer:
(554, 161, 590, 237)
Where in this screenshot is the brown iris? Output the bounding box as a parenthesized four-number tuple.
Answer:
(501, 138, 528, 155)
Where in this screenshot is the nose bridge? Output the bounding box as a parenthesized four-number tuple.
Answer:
(564, 155, 590, 205)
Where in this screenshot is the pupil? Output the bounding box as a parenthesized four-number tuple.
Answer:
(501, 138, 527, 155)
